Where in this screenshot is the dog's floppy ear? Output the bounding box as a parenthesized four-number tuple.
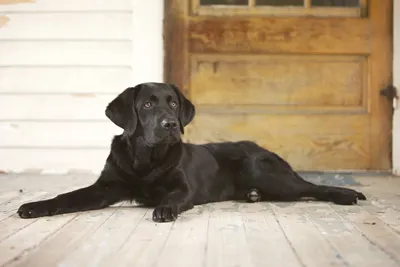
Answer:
(105, 85, 141, 134)
(169, 84, 195, 134)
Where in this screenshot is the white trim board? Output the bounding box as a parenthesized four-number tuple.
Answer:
(130, 0, 164, 86)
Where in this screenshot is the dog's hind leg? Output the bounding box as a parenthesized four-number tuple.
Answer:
(254, 173, 366, 205)
(241, 153, 366, 205)
(296, 182, 366, 205)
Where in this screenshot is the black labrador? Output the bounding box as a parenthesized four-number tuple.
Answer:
(17, 82, 366, 222)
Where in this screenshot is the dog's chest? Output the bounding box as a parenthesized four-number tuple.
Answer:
(131, 182, 167, 206)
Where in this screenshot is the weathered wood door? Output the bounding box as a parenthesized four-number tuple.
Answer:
(165, 0, 393, 171)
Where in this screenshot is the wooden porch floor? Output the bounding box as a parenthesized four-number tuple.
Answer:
(1, 174, 400, 267)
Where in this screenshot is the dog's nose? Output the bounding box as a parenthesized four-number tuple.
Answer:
(161, 119, 178, 130)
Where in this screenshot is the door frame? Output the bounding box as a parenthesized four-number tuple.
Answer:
(393, 0, 400, 175)
(163, 0, 398, 173)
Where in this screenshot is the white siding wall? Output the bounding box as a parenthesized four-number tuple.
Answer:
(0, 0, 164, 174)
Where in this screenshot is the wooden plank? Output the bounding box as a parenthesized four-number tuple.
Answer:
(0, 13, 132, 40)
(101, 211, 174, 267)
(187, 114, 370, 171)
(204, 202, 253, 267)
(0, 95, 116, 120)
(190, 54, 366, 107)
(189, 17, 370, 54)
(153, 205, 210, 267)
(0, 67, 132, 93)
(0, 215, 38, 244)
(0, 122, 119, 147)
(304, 204, 400, 267)
(0, 207, 118, 267)
(269, 202, 347, 267)
(0, 190, 57, 244)
(359, 188, 400, 234)
(0, 41, 131, 66)
(0, 0, 132, 11)
(52, 206, 147, 267)
(0, 174, 96, 193)
(331, 204, 400, 262)
(0, 190, 50, 221)
(0, 214, 77, 267)
(238, 202, 301, 267)
(0, 191, 20, 204)
(0, 177, 99, 248)
(0, 148, 109, 174)
(7, 205, 138, 266)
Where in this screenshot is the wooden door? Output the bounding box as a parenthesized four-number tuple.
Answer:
(164, 0, 393, 171)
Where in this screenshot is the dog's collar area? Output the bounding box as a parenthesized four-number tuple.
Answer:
(111, 136, 184, 183)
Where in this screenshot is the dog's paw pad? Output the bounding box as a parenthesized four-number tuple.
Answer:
(152, 205, 178, 222)
(17, 201, 52, 219)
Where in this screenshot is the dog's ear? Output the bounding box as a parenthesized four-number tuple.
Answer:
(169, 84, 195, 134)
(105, 85, 141, 134)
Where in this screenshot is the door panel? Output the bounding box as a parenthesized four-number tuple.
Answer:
(185, 114, 370, 170)
(164, 0, 393, 171)
(189, 17, 370, 54)
(190, 54, 366, 107)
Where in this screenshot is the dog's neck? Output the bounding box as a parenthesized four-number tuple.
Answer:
(110, 133, 182, 180)
(130, 135, 171, 171)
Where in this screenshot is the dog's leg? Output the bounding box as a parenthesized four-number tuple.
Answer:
(242, 154, 367, 205)
(152, 186, 193, 222)
(298, 183, 366, 205)
(17, 179, 130, 219)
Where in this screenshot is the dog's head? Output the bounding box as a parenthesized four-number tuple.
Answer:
(105, 82, 195, 146)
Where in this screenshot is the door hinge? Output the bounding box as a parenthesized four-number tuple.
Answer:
(380, 85, 399, 109)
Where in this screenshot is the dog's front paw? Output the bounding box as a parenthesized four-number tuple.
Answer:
(17, 201, 54, 219)
(152, 204, 178, 222)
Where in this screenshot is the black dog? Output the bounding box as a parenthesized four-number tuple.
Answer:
(17, 82, 366, 222)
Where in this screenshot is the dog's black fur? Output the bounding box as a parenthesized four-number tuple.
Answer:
(17, 82, 366, 222)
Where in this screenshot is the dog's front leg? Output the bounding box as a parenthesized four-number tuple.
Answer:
(18, 172, 130, 219)
(152, 177, 193, 222)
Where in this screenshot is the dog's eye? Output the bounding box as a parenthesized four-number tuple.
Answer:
(170, 101, 178, 108)
(143, 102, 152, 109)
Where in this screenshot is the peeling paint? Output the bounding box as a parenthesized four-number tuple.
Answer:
(0, 15, 9, 28)
(0, 0, 34, 5)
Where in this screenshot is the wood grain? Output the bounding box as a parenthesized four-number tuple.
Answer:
(303, 204, 400, 267)
(368, 0, 393, 169)
(269, 203, 347, 267)
(166, 0, 393, 171)
(164, 0, 189, 93)
(190, 54, 367, 107)
(189, 17, 370, 54)
(186, 114, 370, 171)
(2, 175, 400, 267)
